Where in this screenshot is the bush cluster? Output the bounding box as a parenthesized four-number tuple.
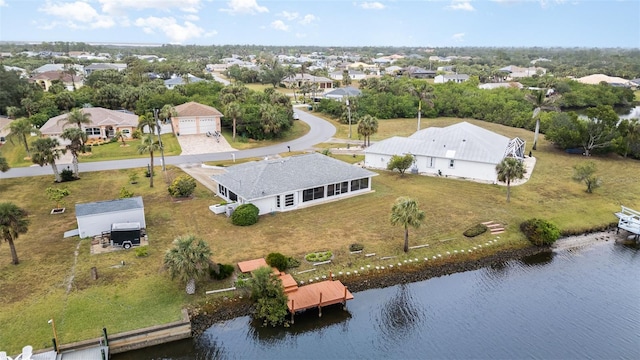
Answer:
(520, 218, 561, 246)
(168, 175, 197, 198)
(134, 246, 148, 257)
(286, 257, 300, 269)
(60, 168, 75, 182)
(119, 187, 134, 198)
(349, 243, 364, 252)
(266, 252, 288, 271)
(463, 223, 488, 237)
(210, 263, 235, 280)
(305, 251, 332, 262)
(231, 203, 259, 226)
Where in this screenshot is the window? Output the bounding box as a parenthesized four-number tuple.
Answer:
(276, 195, 281, 208)
(351, 178, 369, 191)
(229, 191, 237, 202)
(121, 129, 130, 135)
(285, 194, 294, 207)
(85, 128, 101, 135)
(218, 184, 227, 197)
(449, 159, 455, 168)
(303, 186, 325, 202)
(428, 157, 435, 168)
(328, 181, 349, 197)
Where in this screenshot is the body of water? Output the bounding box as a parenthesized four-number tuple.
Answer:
(116, 240, 640, 359)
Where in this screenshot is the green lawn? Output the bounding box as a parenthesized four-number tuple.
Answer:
(220, 119, 310, 150)
(1, 120, 639, 354)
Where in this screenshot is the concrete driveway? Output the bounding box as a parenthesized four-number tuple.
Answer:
(176, 134, 236, 155)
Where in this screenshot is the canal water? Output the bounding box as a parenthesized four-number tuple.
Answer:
(116, 240, 640, 360)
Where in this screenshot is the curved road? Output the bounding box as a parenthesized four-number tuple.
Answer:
(0, 109, 336, 179)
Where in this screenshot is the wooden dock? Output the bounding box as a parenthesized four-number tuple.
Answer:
(615, 206, 640, 240)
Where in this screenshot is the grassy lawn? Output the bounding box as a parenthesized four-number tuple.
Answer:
(1, 120, 640, 353)
(220, 118, 310, 150)
(0, 134, 181, 167)
(635, 90, 640, 102)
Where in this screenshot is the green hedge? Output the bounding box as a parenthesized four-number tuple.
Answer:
(463, 223, 488, 237)
(520, 218, 561, 246)
(266, 252, 288, 271)
(231, 204, 259, 226)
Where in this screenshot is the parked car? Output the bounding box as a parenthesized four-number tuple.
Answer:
(293, 113, 299, 120)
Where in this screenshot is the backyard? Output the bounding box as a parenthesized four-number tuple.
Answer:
(1, 119, 639, 353)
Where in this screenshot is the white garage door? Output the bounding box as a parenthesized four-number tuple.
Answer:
(178, 119, 197, 135)
(199, 118, 217, 133)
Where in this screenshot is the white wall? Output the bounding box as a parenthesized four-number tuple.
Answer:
(77, 209, 146, 238)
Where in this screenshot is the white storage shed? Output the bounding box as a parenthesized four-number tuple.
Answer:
(75, 196, 146, 238)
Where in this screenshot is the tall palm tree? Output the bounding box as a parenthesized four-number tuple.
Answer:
(137, 134, 161, 187)
(527, 89, 559, 150)
(260, 104, 282, 136)
(409, 81, 435, 131)
(159, 104, 177, 125)
(357, 115, 379, 147)
(7, 118, 39, 157)
(390, 197, 426, 253)
(0, 202, 30, 265)
(164, 235, 212, 294)
(225, 102, 242, 142)
(137, 113, 158, 134)
(495, 157, 526, 203)
(61, 108, 92, 129)
(31, 138, 64, 183)
(61, 127, 87, 178)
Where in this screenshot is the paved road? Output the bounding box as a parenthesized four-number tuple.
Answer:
(0, 109, 336, 179)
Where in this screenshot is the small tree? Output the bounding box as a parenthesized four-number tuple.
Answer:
(0, 156, 9, 172)
(250, 266, 289, 327)
(0, 202, 30, 265)
(572, 161, 601, 193)
(387, 154, 414, 177)
(45, 187, 70, 209)
(266, 252, 288, 272)
(390, 197, 426, 252)
(164, 235, 212, 294)
(31, 137, 65, 183)
(168, 175, 197, 198)
(520, 218, 561, 246)
(231, 204, 260, 226)
(496, 157, 526, 203)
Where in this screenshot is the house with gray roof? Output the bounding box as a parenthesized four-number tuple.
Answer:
(211, 153, 377, 215)
(164, 74, 206, 89)
(41, 107, 138, 142)
(75, 196, 146, 238)
(84, 63, 127, 76)
(364, 122, 525, 183)
(324, 86, 362, 101)
(434, 74, 470, 84)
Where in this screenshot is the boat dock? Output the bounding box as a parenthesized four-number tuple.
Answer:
(615, 206, 640, 241)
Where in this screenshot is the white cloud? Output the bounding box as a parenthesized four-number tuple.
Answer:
(295, 33, 307, 39)
(270, 20, 289, 31)
(220, 0, 268, 14)
(299, 14, 317, 25)
(99, 0, 201, 15)
(0, 0, 6, 7)
(184, 14, 200, 21)
(134, 16, 206, 43)
(452, 32, 465, 42)
(446, 0, 475, 11)
(360, 2, 386, 10)
(279, 11, 299, 20)
(38, 1, 115, 29)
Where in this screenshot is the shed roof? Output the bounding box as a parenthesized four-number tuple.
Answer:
(366, 122, 510, 164)
(212, 153, 377, 201)
(76, 196, 144, 217)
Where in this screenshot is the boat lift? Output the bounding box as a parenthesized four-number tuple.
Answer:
(615, 206, 640, 241)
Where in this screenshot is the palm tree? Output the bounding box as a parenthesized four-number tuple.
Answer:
(495, 157, 526, 203)
(164, 235, 212, 294)
(31, 138, 65, 183)
(61, 127, 87, 178)
(61, 108, 92, 129)
(357, 115, 379, 147)
(409, 81, 435, 131)
(7, 118, 39, 157)
(0, 202, 30, 265)
(114, 130, 127, 146)
(0, 156, 9, 172)
(225, 102, 242, 142)
(159, 104, 177, 125)
(138, 134, 161, 187)
(137, 113, 158, 134)
(526, 89, 559, 150)
(390, 197, 426, 253)
(260, 104, 282, 136)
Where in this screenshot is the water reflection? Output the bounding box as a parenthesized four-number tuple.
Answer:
(519, 251, 554, 267)
(375, 284, 427, 343)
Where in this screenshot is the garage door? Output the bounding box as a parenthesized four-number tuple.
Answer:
(199, 118, 217, 133)
(178, 119, 197, 135)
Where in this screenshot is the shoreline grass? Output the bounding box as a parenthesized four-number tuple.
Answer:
(1, 120, 639, 354)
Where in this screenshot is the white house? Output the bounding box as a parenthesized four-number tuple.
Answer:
(172, 101, 223, 136)
(211, 153, 378, 215)
(364, 122, 525, 183)
(329, 70, 366, 81)
(434, 74, 470, 84)
(75, 197, 146, 238)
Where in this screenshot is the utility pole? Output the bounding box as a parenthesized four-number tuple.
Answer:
(417, 100, 422, 132)
(48, 318, 60, 353)
(346, 98, 352, 139)
(154, 109, 166, 171)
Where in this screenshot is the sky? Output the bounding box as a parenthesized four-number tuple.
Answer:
(0, 0, 638, 48)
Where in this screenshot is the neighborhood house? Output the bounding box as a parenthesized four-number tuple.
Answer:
(171, 101, 223, 136)
(211, 153, 377, 215)
(364, 122, 525, 183)
(40, 107, 138, 143)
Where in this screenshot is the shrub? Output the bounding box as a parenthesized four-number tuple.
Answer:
(266, 252, 288, 271)
(349, 243, 364, 252)
(210, 263, 235, 280)
(168, 175, 197, 198)
(463, 223, 488, 237)
(132, 129, 142, 139)
(305, 251, 332, 262)
(134, 246, 149, 257)
(286, 257, 300, 269)
(119, 187, 134, 198)
(60, 168, 75, 181)
(231, 203, 259, 226)
(520, 218, 561, 246)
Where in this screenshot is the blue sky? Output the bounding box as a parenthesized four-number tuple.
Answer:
(0, 0, 638, 47)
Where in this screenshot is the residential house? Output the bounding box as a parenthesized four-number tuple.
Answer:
(31, 71, 84, 91)
(434, 74, 469, 84)
(348, 62, 377, 71)
(164, 74, 206, 89)
(576, 74, 632, 87)
(478, 82, 524, 90)
(84, 63, 127, 76)
(3, 65, 27, 78)
(364, 122, 525, 183)
(40, 107, 138, 142)
(403, 66, 436, 79)
(172, 101, 223, 136)
(282, 74, 333, 90)
(323, 86, 362, 101)
(211, 153, 377, 215)
(329, 70, 366, 81)
(498, 65, 546, 79)
(33, 64, 84, 74)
